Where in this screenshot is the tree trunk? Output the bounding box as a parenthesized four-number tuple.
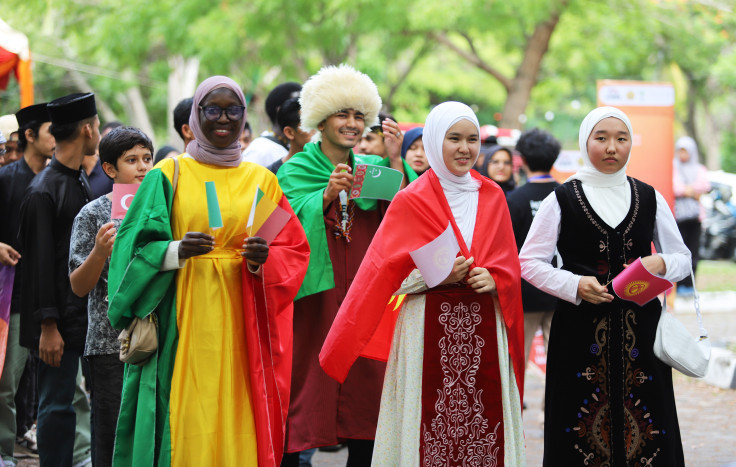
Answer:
(120, 71, 156, 148)
(167, 55, 200, 151)
(682, 70, 699, 144)
(66, 67, 118, 125)
(698, 99, 721, 170)
(384, 42, 433, 111)
(500, 5, 565, 129)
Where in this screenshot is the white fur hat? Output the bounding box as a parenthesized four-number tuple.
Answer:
(299, 64, 382, 136)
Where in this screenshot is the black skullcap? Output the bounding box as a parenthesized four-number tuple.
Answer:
(47, 92, 97, 125)
(15, 103, 51, 127)
(265, 82, 302, 124)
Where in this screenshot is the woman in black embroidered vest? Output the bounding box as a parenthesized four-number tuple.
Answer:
(519, 107, 692, 466)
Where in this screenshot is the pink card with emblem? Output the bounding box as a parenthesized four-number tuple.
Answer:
(611, 257, 673, 306)
(111, 184, 140, 219)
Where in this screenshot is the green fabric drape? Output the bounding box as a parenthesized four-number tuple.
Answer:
(277, 142, 417, 299)
(108, 167, 178, 467)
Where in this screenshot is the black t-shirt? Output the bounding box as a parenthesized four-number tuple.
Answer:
(267, 157, 285, 175)
(506, 180, 559, 312)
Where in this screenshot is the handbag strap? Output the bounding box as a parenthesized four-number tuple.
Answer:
(663, 265, 708, 339)
(172, 156, 180, 195)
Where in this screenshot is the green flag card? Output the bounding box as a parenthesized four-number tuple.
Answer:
(349, 164, 403, 201)
(205, 181, 223, 229)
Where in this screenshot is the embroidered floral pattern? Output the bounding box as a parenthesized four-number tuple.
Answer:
(570, 310, 660, 466)
(573, 180, 612, 282)
(421, 300, 500, 466)
(622, 179, 640, 260)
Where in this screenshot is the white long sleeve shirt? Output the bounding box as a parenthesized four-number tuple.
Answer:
(519, 189, 692, 305)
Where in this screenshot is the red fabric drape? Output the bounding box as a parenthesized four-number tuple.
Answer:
(0, 46, 33, 107)
(243, 195, 309, 467)
(319, 170, 525, 396)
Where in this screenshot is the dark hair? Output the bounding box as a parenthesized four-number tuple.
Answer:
(515, 128, 561, 173)
(49, 116, 96, 143)
(154, 145, 178, 165)
(277, 97, 301, 133)
(265, 82, 302, 124)
(17, 120, 44, 152)
(371, 111, 396, 132)
(99, 126, 154, 170)
(244, 121, 252, 134)
(102, 121, 123, 132)
(173, 97, 193, 140)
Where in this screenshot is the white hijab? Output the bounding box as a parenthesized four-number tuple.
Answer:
(424, 101, 481, 249)
(674, 136, 700, 184)
(568, 106, 634, 228)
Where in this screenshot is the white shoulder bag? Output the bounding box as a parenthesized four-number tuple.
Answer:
(654, 268, 711, 378)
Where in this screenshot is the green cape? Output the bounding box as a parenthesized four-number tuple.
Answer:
(277, 142, 417, 299)
(108, 166, 178, 466)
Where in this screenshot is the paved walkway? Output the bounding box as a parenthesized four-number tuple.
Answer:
(312, 368, 736, 466)
(17, 293, 736, 466)
(313, 295, 736, 466)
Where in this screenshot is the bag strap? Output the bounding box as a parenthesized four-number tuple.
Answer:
(663, 265, 708, 339)
(172, 156, 180, 195)
(689, 266, 708, 339)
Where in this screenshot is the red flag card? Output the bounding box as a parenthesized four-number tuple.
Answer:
(246, 186, 291, 245)
(612, 257, 673, 306)
(111, 184, 140, 219)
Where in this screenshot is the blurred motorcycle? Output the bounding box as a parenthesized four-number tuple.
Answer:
(700, 182, 736, 261)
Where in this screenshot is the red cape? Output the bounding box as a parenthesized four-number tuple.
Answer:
(243, 195, 310, 467)
(319, 170, 525, 395)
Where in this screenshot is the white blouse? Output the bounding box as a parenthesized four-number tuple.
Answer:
(519, 189, 692, 305)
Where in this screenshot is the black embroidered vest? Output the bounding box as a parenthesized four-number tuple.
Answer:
(555, 177, 656, 297)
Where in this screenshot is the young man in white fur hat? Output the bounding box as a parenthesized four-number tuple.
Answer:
(277, 64, 417, 466)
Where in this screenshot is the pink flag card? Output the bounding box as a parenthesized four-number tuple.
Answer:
(611, 257, 673, 306)
(111, 184, 140, 219)
(0, 265, 14, 378)
(255, 206, 291, 245)
(409, 222, 461, 288)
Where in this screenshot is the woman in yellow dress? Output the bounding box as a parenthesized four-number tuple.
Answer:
(108, 76, 310, 466)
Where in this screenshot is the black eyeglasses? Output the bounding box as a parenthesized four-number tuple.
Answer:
(0, 149, 6, 156)
(199, 105, 245, 122)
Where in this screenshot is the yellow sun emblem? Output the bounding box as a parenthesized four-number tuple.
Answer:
(624, 280, 649, 297)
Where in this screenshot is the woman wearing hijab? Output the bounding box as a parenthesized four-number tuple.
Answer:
(478, 144, 516, 194)
(520, 107, 691, 465)
(400, 126, 429, 176)
(319, 102, 525, 466)
(673, 136, 710, 294)
(107, 76, 309, 466)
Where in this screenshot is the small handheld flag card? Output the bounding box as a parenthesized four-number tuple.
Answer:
(246, 186, 290, 244)
(408, 222, 461, 288)
(205, 181, 223, 229)
(611, 257, 673, 306)
(349, 164, 403, 201)
(111, 184, 140, 219)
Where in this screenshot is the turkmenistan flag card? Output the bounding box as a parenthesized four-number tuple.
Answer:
(349, 164, 403, 201)
(246, 186, 290, 244)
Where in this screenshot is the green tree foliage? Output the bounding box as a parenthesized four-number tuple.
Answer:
(1, 0, 734, 167)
